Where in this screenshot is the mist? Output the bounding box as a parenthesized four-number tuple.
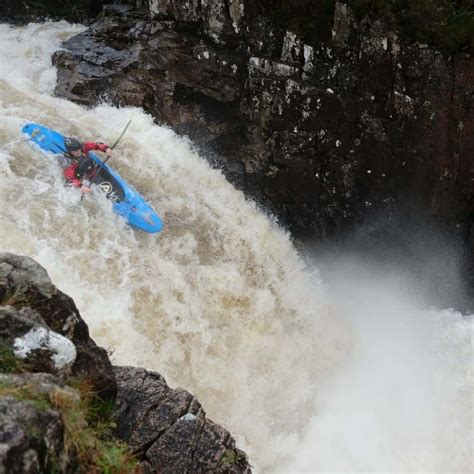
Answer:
(284, 222, 473, 472)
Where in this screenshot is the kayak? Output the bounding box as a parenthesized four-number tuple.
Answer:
(22, 123, 163, 234)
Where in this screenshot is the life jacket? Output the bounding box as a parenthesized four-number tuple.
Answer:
(74, 155, 97, 180)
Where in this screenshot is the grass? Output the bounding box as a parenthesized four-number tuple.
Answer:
(0, 276, 136, 471)
(0, 345, 26, 373)
(0, 381, 52, 411)
(49, 381, 138, 473)
(219, 448, 249, 470)
(0, 378, 138, 473)
(0, 282, 28, 307)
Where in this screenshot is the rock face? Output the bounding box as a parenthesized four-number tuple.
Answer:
(0, 0, 108, 23)
(0, 373, 74, 473)
(0, 253, 116, 399)
(113, 366, 251, 473)
(52, 1, 474, 239)
(0, 306, 77, 377)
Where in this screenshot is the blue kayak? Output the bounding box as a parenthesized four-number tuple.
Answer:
(22, 123, 163, 233)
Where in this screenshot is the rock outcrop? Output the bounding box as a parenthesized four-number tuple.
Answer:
(0, 254, 251, 472)
(0, 373, 74, 473)
(113, 366, 250, 473)
(0, 253, 116, 399)
(0, 306, 77, 377)
(52, 1, 473, 239)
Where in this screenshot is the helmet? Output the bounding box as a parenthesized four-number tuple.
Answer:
(65, 137, 82, 152)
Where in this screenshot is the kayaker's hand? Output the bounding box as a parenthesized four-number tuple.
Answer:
(81, 185, 91, 194)
(105, 148, 113, 156)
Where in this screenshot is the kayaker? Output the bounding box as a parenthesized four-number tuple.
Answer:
(63, 137, 113, 193)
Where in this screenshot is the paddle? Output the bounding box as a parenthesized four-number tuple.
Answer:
(110, 119, 133, 151)
(90, 119, 132, 183)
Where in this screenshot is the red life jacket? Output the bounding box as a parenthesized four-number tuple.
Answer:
(63, 142, 110, 187)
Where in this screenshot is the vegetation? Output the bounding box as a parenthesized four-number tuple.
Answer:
(0, 381, 51, 410)
(49, 382, 137, 473)
(0, 345, 26, 373)
(0, 377, 137, 473)
(219, 448, 249, 470)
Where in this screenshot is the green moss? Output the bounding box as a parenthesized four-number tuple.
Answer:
(0, 378, 138, 472)
(50, 386, 138, 472)
(0, 382, 52, 411)
(219, 448, 248, 469)
(95, 442, 138, 474)
(0, 345, 25, 374)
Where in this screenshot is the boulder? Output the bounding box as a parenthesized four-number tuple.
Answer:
(113, 366, 251, 473)
(0, 373, 75, 473)
(0, 253, 116, 399)
(0, 306, 76, 377)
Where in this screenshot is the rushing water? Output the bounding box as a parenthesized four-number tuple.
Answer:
(0, 22, 472, 472)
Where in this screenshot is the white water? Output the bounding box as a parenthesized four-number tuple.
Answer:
(0, 22, 472, 472)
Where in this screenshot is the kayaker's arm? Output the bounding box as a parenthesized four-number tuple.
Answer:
(83, 141, 113, 155)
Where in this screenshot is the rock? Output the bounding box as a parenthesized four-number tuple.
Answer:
(0, 373, 74, 473)
(332, 2, 356, 47)
(0, 0, 107, 23)
(0, 253, 116, 399)
(0, 255, 251, 470)
(52, 3, 474, 242)
(113, 366, 251, 473)
(0, 306, 76, 376)
(150, 0, 201, 23)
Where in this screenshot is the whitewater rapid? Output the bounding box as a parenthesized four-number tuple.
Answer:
(0, 22, 472, 472)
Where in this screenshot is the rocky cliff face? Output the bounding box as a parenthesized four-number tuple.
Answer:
(51, 1, 473, 239)
(0, 254, 250, 473)
(113, 366, 250, 473)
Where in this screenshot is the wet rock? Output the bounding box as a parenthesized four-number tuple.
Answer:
(150, 0, 201, 23)
(113, 366, 251, 473)
(0, 306, 76, 376)
(332, 2, 356, 47)
(0, 253, 116, 399)
(0, 0, 107, 23)
(0, 373, 75, 473)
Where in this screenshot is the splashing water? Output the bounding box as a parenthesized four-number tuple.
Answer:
(0, 22, 471, 472)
